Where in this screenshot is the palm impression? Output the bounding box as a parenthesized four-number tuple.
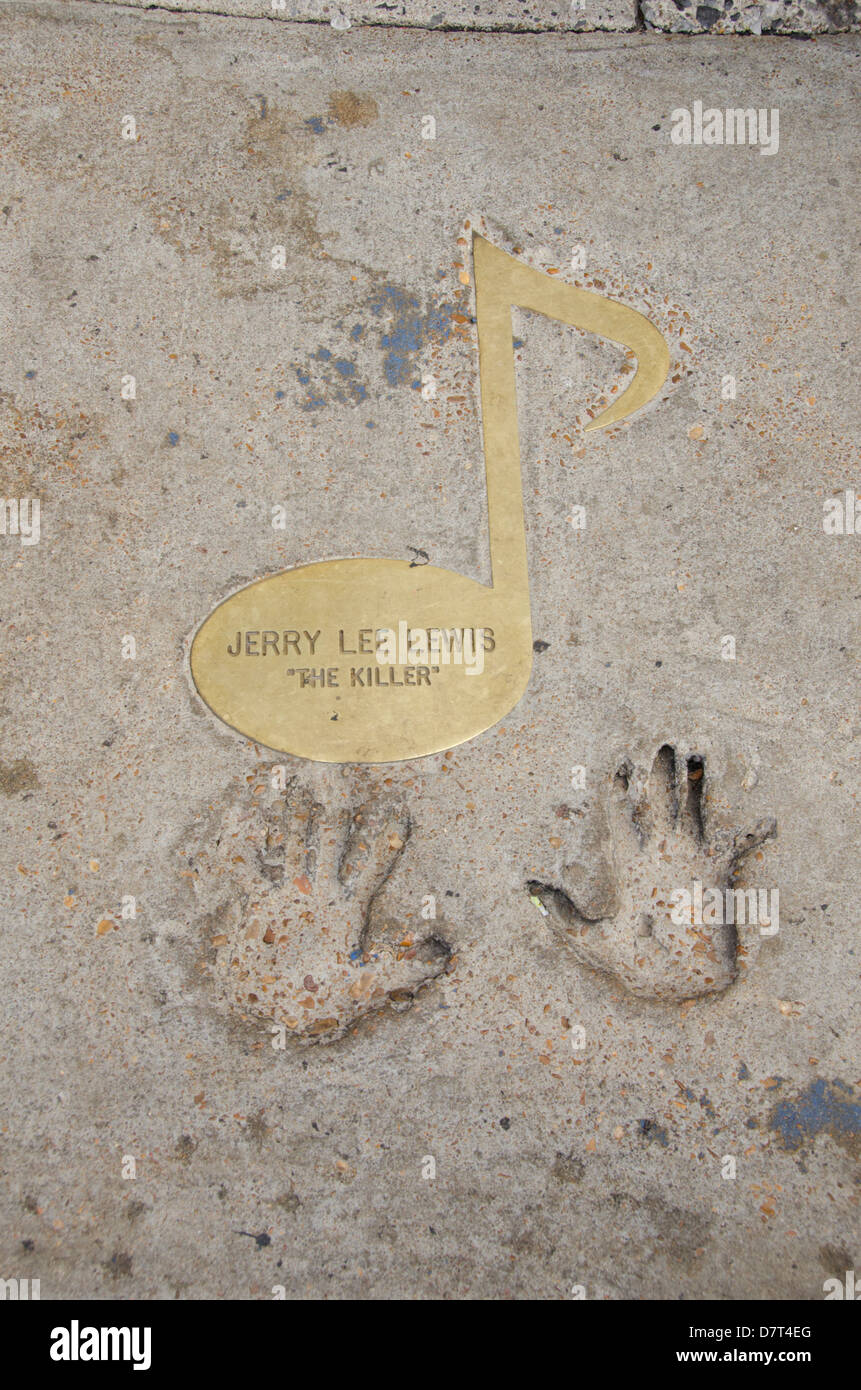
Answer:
(529, 745, 777, 1001)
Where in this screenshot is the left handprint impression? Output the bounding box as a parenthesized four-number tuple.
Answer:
(191, 772, 451, 1043)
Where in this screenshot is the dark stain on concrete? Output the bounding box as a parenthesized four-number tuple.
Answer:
(640, 1194, 712, 1268)
(606, 1191, 712, 1270)
(175, 1134, 198, 1165)
(237, 1229, 271, 1250)
(0, 758, 39, 795)
(551, 1152, 585, 1184)
(244, 1109, 269, 1147)
(328, 91, 379, 128)
(818, 1242, 855, 1278)
(103, 1250, 133, 1279)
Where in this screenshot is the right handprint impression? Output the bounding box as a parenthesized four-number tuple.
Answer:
(528, 745, 777, 1002)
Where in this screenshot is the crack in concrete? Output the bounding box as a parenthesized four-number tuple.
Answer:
(70, 1, 637, 28)
(64, 1, 852, 36)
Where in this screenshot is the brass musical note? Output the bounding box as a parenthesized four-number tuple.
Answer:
(190, 233, 669, 762)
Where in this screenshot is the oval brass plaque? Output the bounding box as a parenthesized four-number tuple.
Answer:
(191, 234, 669, 763)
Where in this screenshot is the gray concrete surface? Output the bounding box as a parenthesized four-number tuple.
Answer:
(0, 0, 858, 1299)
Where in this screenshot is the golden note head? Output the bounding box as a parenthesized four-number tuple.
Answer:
(190, 558, 533, 763)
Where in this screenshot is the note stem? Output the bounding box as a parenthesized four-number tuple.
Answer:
(473, 234, 531, 599)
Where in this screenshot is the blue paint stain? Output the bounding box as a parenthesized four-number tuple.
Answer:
(699, 1090, 716, 1119)
(24, 369, 36, 379)
(275, 190, 292, 202)
(293, 350, 367, 411)
(275, 390, 285, 400)
(513, 337, 524, 349)
(368, 284, 454, 387)
(770, 1078, 861, 1153)
(365, 420, 375, 428)
(292, 281, 464, 409)
(638, 1119, 669, 1147)
(737, 1062, 750, 1080)
(305, 116, 327, 134)
(168, 431, 179, 446)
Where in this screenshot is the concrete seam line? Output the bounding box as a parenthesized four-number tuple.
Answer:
(63, 0, 638, 30)
(60, 1, 859, 34)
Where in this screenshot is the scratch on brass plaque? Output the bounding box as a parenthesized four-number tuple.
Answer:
(190, 232, 670, 762)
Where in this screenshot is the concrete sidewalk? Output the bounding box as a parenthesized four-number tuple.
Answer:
(0, 0, 858, 1299)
